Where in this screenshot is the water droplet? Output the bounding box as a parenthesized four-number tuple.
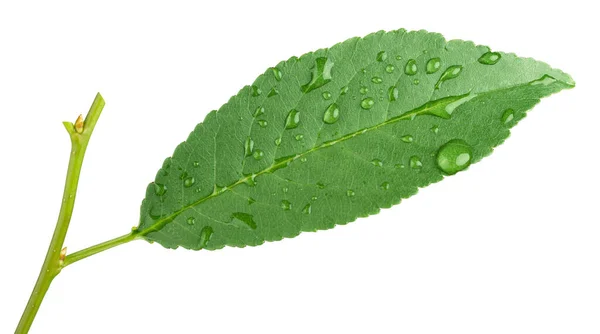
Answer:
(409, 156, 423, 169)
(340, 86, 349, 95)
(426, 57, 441, 74)
(360, 86, 369, 95)
(501, 108, 515, 124)
(361, 68, 367, 74)
(371, 76, 383, 84)
(184, 177, 196, 188)
(272, 67, 283, 81)
(268, 87, 279, 97)
(295, 134, 304, 141)
(311, 196, 318, 201)
(431, 125, 439, 134)
(257, 120, 268, 128)
(385, 64, 395, 73)
(281, 200, 292, 211)
(436, 139, 473, 175)
(248, 197, 256, 205)
(253, 106, 265, 117)
(394, 163, 405, 169)
(244, 174, 257, 186)
(316, 182, 325, 189)
(323, 103, 340, 124)
(435, 65, 463, 89)
(413, 79, 420, 85)
(187, 217, 196, 225)
(395, 55, 402, 60)
(285, 109, 300, 129)
(302, 203, 312, 214)
(244, 137, 254, 156)
(404, 59, 418, 75)
(322, 91, 332, 100)
(346, 189, 355, 197)
(193, 161, 200, 167)
(376, 51, 388, 62)
(302, 57, 334, 93)
(179, 171, 188, 180)
(300, 157, 307, 163)
(253, 149, 264, 160)
(401, 135, 413, 143)
(282, 186, 289, 193)
(274, 137, 282, 146)
(361, 97, 375, 110)
(251, 85, 262, 97)
(388, 86, 399, 102)
(371, 159, 383, 167)
(154, 183, 167, 196)
(478, 52, 501, 65)
(198, 226, 213, 249)
(231, 212, 257, 230)
(529, 75, 557, 86)
(380, 182, 390, 190)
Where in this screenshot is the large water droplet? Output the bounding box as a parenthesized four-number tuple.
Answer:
(198, 226, 213, 249)
(409, 156, 423, 169)
(361, 97, 375, 110)
(251, 85, 262, 97)
(426, 57, 441, 74)
(285, 109, 300, 129)
(376, 51, 388, 62)
(272, 67, 283, 81)
(281, 200, 292, 211)
(401, 135, 413, 143)
(478, 52, 501, 65)
(244, 137, 254, 156)
(435, 65, 463, 89)
(501, 108, 515, 124)
(388, 86, 399, 102)
(323, 103, 340, 124)
(302, 203, 312, 214)
(253, 149, 264, 160)
(154, 183, 167, 196)
(436, 139, 473, 175)
(231, 212, 257, 229)
(184, 177, 195, 188)
(302, 57, 334, 93)
(404, 59, 417, 75)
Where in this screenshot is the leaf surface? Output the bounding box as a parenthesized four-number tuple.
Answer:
(136, 29, 574, 250)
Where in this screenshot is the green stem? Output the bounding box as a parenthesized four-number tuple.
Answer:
(63, 232, 139, 267)
(15, 93, 106, 334)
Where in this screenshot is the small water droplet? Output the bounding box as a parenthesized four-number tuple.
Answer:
(295, 134, 304, 141)
(360, 86, 369, 95)
(272, 67, 283, 81)
(248, 197, 256, 205)
(193, 161, 200, 167)
(316, 182, 325, 189)
(281, 200, 292, 210)
(244, 174, 257, 186)
(436, 139, 473, 175)
(361, 68, 367, 74)
(394, 163, 405, 169)
(323, 103, 340, 124)
(268, 87, 279, 97)
(274, 137, 282, 146)
(244, 137, 254, 156)
(404, 59, 417, 75)
(257, 120, 268, 128)
(431, 125, 439, 134)
(361, 97, 375, 110)
(409, 156, 423, 169)
(302, 203, 312, 214)
(426, 57, 441, 74)
(322, 91, 332, 100)
(251, 85, 262, 97)
(385, 64, 395, 73)
(435, 65, 463, 89)
(154, 183, 167, 196)
(395, 55, 402, 60)
(478, 52, 501, 65)
(302, 57, 334, 93)
(198, 226, 214, 248)
(187, 217, 196, 225)
(413, 79, 420, 85)
(300, 157, 307, 163)
(340, 86, 349, 95)
(380, 182, 390, 190)
(371, 76, 383, 84)
(401, 135, 413, 143)
(184, 177, 196, 188)
(311, 196, 318, 201)
(388, 86, 399, 102)
(501, 108, 515, 124)
(253, 149, 264, 160)
(282, 186, 289, 193)
(346, 189, 355, 197)
(253, 106, 265, 117)
(376, 51, 388, 62)
(371, 159, 383, 167)
(285, 109, 300, 129)
(179, 171, 188, 180)
(231, 212, 257, 229)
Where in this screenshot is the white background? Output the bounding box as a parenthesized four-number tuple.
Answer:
(0, 1, 598, 333)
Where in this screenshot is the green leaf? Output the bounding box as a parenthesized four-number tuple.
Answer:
(135, 29, 574, 250)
